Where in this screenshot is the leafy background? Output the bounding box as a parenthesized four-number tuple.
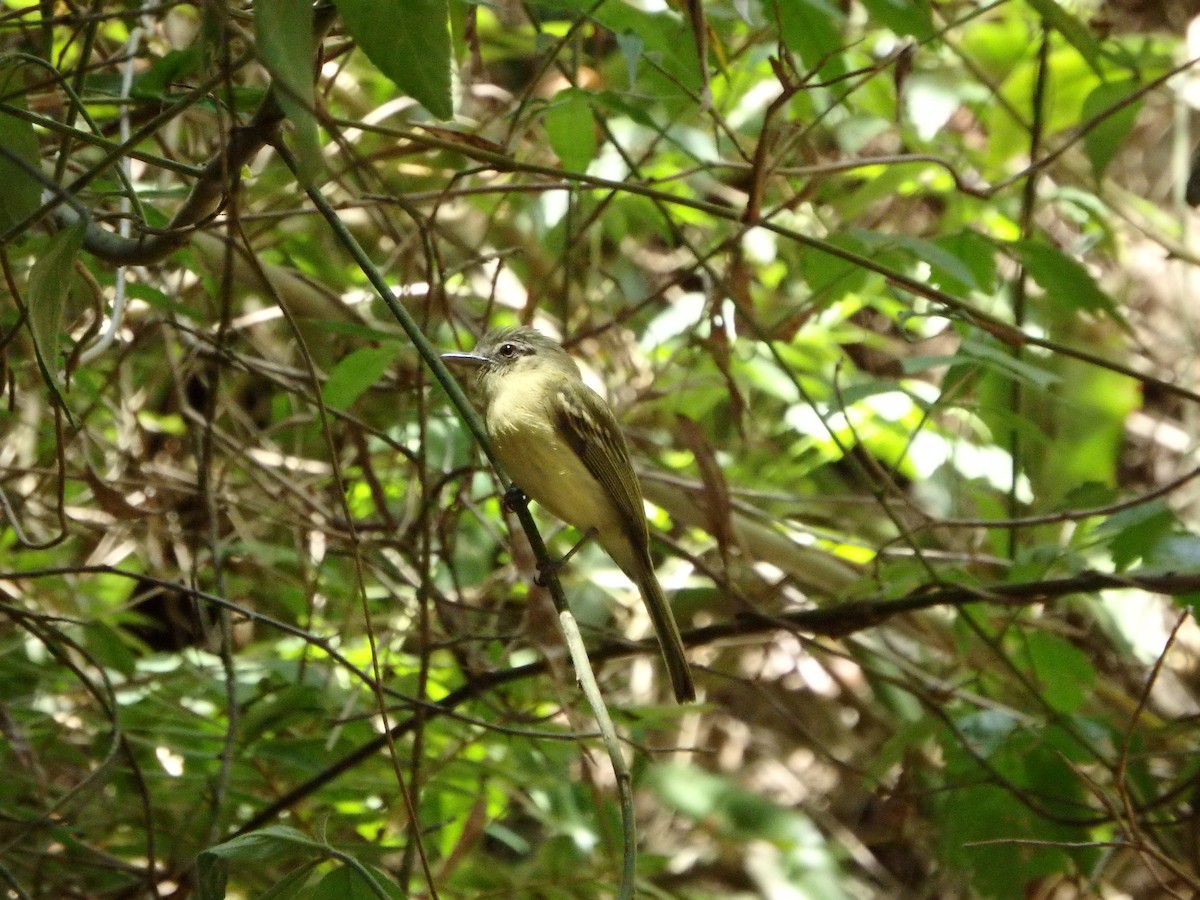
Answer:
(1, 0, 1199, 897)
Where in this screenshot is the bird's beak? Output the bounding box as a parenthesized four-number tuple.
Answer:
(440, 351, 489, 368)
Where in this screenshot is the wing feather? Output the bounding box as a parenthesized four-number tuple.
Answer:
(552, 383, 649, 554)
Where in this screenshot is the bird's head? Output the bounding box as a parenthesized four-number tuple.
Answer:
(442, 326, 578, 399)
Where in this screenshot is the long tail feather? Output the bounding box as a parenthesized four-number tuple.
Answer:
(636, 567, 696, 703)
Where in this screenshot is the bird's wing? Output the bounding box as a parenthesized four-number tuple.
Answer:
(552, 381, 650, 552)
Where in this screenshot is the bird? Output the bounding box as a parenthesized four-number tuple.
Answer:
(443, 326, 696, 703)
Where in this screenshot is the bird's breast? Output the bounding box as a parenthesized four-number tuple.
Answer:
(485, 378, 617, 536)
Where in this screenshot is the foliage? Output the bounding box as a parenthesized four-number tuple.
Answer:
(1, 0, 1199, 897)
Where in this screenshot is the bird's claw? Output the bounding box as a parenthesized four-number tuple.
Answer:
(534, 557, 563, 587)
(502, 485, 527, 513)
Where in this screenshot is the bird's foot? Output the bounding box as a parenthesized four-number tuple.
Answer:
(534, 528, 597, 586)
(502, 485, 528, 513)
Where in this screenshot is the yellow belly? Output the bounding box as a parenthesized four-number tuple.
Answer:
(484, 371, 625, 540)
(490, 414, 619, 534)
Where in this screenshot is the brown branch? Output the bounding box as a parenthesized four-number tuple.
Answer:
(4, 561, 1195, 838)
(50, 3, 338, 267)
(698, 570, 1200, 643)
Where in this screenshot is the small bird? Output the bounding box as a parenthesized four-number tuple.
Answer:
(443, 326, 696, 703)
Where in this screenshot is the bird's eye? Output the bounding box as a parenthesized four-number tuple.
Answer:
(498, 343, 517, 358)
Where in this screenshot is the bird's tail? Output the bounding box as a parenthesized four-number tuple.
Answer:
(635, 566, 696, 703)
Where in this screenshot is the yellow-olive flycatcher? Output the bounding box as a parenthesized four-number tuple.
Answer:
(443, 326, 695, 703)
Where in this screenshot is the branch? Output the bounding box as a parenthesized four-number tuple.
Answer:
(5, 563, 1193, 835)
(230, 567, 1200, 832)
(51, 3, 338, 267)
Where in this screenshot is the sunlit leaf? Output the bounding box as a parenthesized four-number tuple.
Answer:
(321, 345, 400, 410)
(544, 89, 596, 172)
(1025, 0, 1101, 69)
(800, 234, 869, 300)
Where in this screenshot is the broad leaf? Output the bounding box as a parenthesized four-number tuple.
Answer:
(1096, 501, 1177, 571)
(312, 865, 405, 900)
(766, 0, 846, 76)
(197, 826, 328, 900)
(801, 233, 870, 300)
(1148, 533, 1200, 573)
(931, 230, 998, 294)
(1081, 78, 1142, 180)
(1023, 631, 1095, 714)
(200, 825, 326, 862)
(0, 89, 42, 232)
(322, 345, 400, 410)
(1012, 239, 1122, 321)
(27, 221, 86, 410)
(336, 0, 452, 119)
(544, 89, 596, 172)
(256, 0, 322, 182)
(257, 864, 320, 900)
(1025, 0, 1101, 69)
(860, 0, 933, 39)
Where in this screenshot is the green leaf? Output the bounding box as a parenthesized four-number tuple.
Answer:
(312, 865, 404, 900)
(27, 221, 86, 414)
(959, 336, 1060, 389)
(1095, 501, 1176, 571)
(766, 0, 846, 76)
(321, 345, 400, 410)
(83, 622, 138, 677)
(132, 46, 205, 98)
(335, 0, 452, 119)
(1148, 533, 1200, 573)
(1011, 239, 1121, 320)
(800, 233, 869, 301)
(196, 827, 328, 900)
(592, 90, 659, 131)
(1057, 481, 1117, 511)
(539, 0, 703, 107)
(1025, 0, 1101, 69)
(859, 0, 933, 39)
(938, 716, 1095, 897)
(0, 89, 42, 232)
(1081, 78, 1142, 180)
(200, 825, 326, 862)
(256, 0, 322, 182)
(931, 230, 997, 294)
(258, 863, 320, 900)
(544, 89, 596, 172)
(884, 233, 981, 292)
(1178, 592, 1200, 619)
(1023, 631, 1094, 714)
(195, 853, 228, 900)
